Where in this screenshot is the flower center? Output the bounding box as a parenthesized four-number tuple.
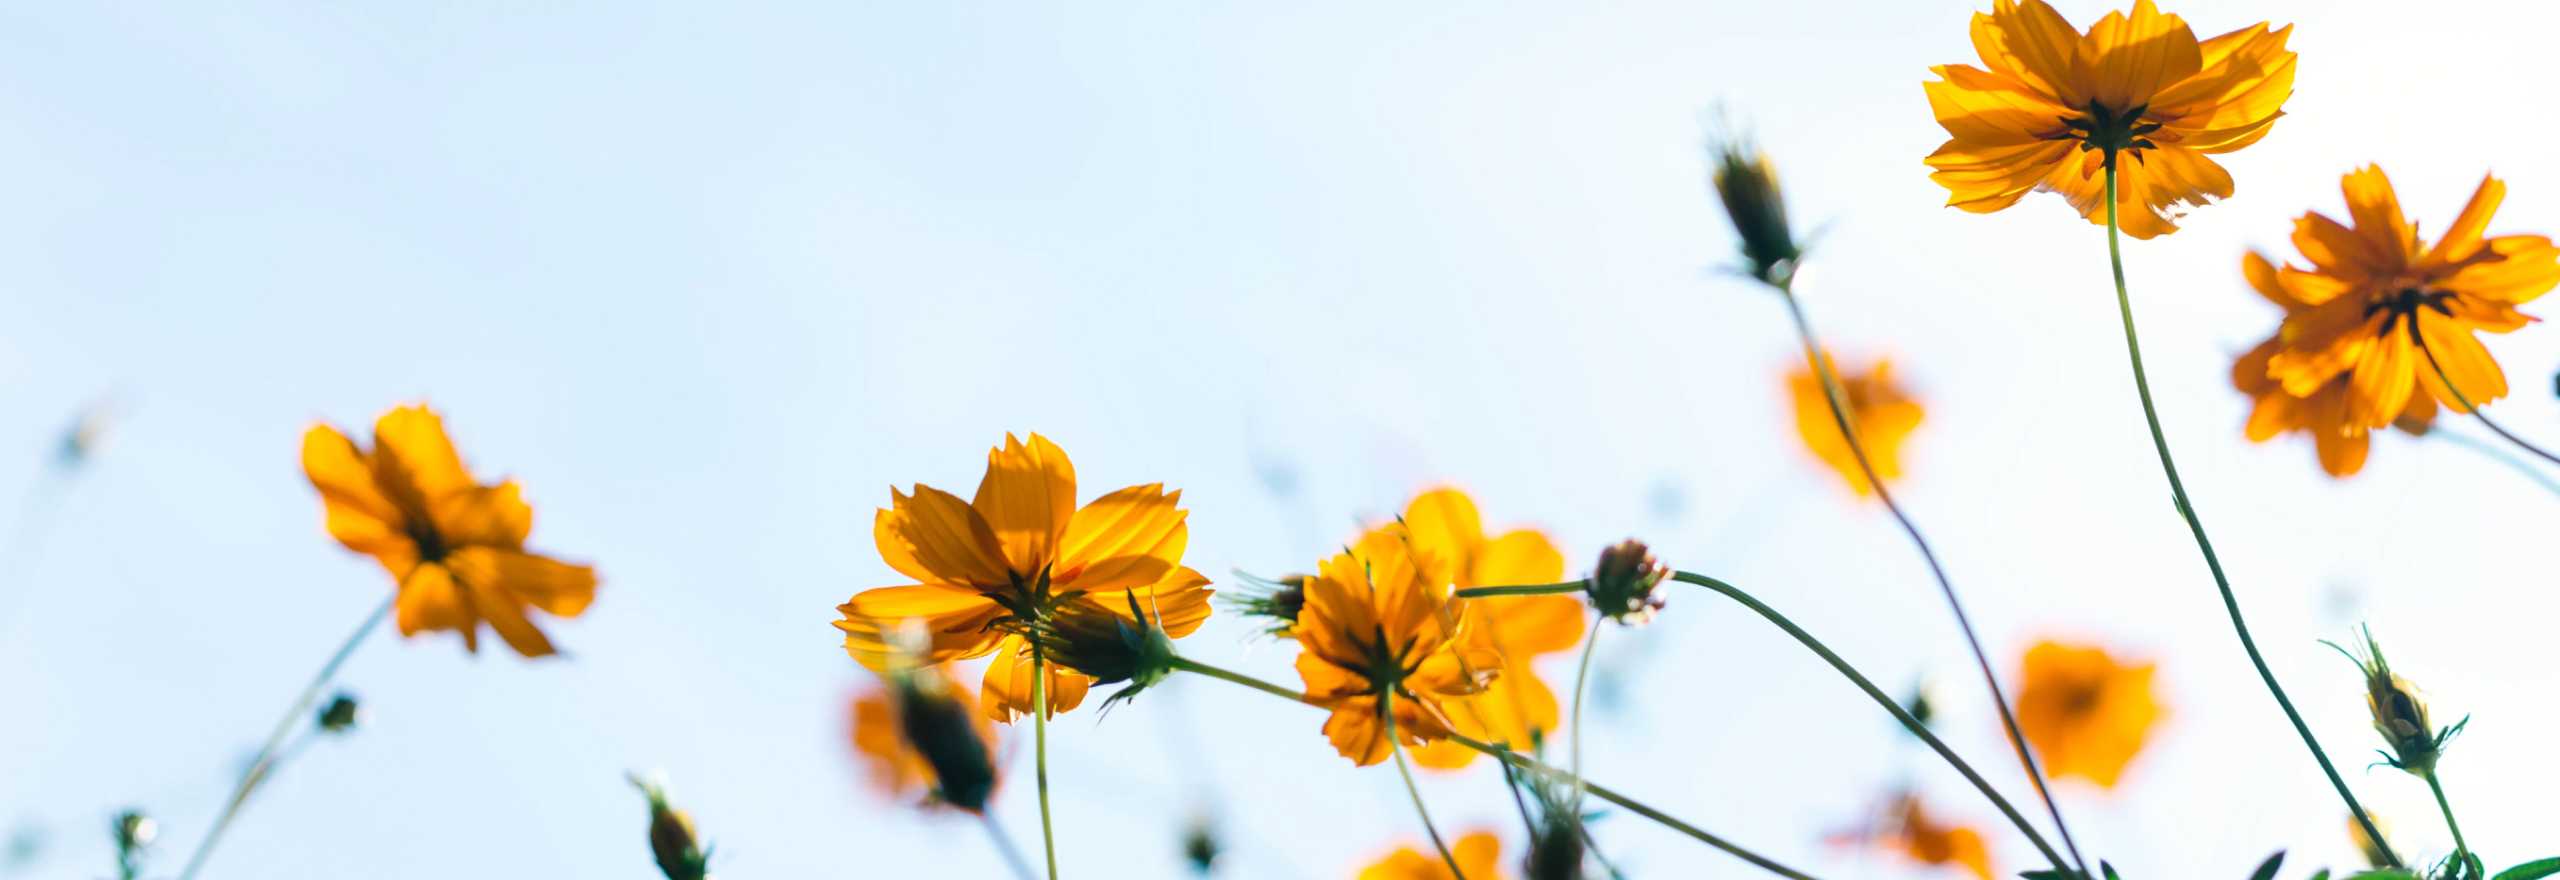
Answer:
(2366, 287, 2455, 340)
(2060, 101, 2162, 160)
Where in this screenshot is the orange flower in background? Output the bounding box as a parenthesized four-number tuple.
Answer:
(2252, 167, 2560, 441)
(835, 433, 1215, 723)
(1358, 830, 1506, 880)
(1924, 0, 2295, 238)
(849, 663, 1000, 811)
(2014, 640, 2163, 788)
(2233, 251, 2438, 477)
(1385, 489, 1583, 770)
(302, 404, 597, 657)
(1789, 354, 1924, 498)
(1884, 795, 1994, 880)
(1292, 526, 1500, 766)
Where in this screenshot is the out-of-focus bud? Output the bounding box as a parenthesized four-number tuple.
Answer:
(1224, 572, 1307, 638)
(1524, 810, 1588, 880)
(890, 666, 1001, 812)
(1035, 592, 1176, 712)
(316, 692, 362, 734)
(2348, 813, 2394, 869)
(1903, 679, 1936, 730)
(1709, 138, 1802, 289)
(1586, 540, 1668, 625)
(1180, 814, 1221, 875)
(627, 773, 711, 880)
(111, 809, 153, 879)
(56, 399, 113, 469)
(2325, 625, 2463, 776)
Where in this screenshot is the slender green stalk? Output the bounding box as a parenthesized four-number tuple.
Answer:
(1031, 650, 1059, 880)
(2435, 430, 2560, 498)
(1568, 614, 1602, 811)
(2417, 335, 2560, 469)
(1771, 279, 2086, 875)
(1465, 575, 2071, 875)
(1456, 580, 1587, 599)
(177, 596, 393, 880)
(1165, 656, 1812, 879)
(2100, 159, 2398, 868)
(983, 813, 1040, 880)
(1383, 690, 1467, 880)
(2425, 771, 2476, 876)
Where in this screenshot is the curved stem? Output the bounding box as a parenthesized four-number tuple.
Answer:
(2434, 429, 2560, 499)
(1568, 615, 1601, 812)
(1032, 650, 1059, 880)
(1384, 690, 1467, 880)
(982, 812, 1040, 880)
(2417, 333, 2560, 469)
(1667, 571, 2070, 875)
(2425, 771, 2476, 875)
(1164, 656, 1809, 878)
(1772, 281, 2086, 875)
(2100, 159, 2399, 869)
(177, 596, 393, 880)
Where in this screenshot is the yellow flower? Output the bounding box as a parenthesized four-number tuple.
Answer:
(1924, 0, 2295, 239)
(1292, 525, 1500, 767)
(302, 404, 598, 657)
(1833, 793, 1993, 880)
(833, 433, 1215, 722)
(2014, 640, 2164, 788)
(1788, 353, 1924, 498)
(1385, 489, 1585, 770)
(849, 663, 1001, 811)
(2252, 167, 2560, 441)
(2233, 250, 2439, 477)
(1358, 830, 1507, 880)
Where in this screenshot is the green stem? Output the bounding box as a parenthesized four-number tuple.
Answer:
(982, 812, 1040, 880)
(1384, 689, 1467, 880)
(1032, 649, 1059, 880)
(2425, 771, 2476, 875)
(1165, 656, 1811, 879)
(1457, 580, 1587, 599)
(1666, 571, 2071, 875)
(2435, 429, 2560, 499)
(1568, 614, 1601, 812)
(2100, 158, 2398, 869)
(177, 596, 393, 880)
(2417, 332, 2560, 469)
(1772, 280, 2086, 876)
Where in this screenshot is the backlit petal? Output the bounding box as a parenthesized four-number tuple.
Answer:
(970, 433, 1076, 577)
(980, 634, 1091, 723)
(878, 485, 1011, 588)
(1055, 484, 1186, 593)
(835, 584, 1007, 669)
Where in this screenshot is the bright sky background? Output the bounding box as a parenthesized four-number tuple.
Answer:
(3, 1, 2556, 878)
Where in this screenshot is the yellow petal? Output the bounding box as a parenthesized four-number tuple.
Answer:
(834, 583, 1007, 669)
(1399, 487, 1485, 587)
(1055, 484, 1186, 592)
(980, 634, 1091, 722)
(2416, 318, 2509, 411)
(2439, 236, 2560, 304)
(444, 546, 596, 618)
(468, 574, 557, 658)
(1084, 565, 1215, 639)
(430, 482, 532, 550)
(2424, 174, 2507, 268)
(1971, 0, 2083, 104)
(970, 432, 1076, 577)
(302, 425, 410, 557)
(2344, 328, 2415, 430)
(371, 404, 476, 501)
(2340, 166, 2416, 267)
(1470, 529, 1563, 590)
(877, 484, 1012, 588)
(395, 561, 477, 651)
(2073, 0, 2201, 111)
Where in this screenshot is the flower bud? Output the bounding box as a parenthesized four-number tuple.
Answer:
(1224, 572, 1307, 638)
(1586, 540, 1668, 625)
(1709, 139, 1802, 288)
(890, 667, 1000, 812)
(1180, 814, 1221, 875)
(111, 809, 153, 876)
(1524, 811, 1588, 880)
(1035, 592, 1177, 711)
(2326, 626, 2463, 776)
(315, 692, 362, 734)
(627, 773, 711, 880)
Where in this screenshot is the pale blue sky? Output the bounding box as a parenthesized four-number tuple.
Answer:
(3, 1, 2556, 877)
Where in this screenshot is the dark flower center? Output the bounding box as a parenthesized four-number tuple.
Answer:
(2368, 287, 2455, 340)
(2060, 101, 2162, 160)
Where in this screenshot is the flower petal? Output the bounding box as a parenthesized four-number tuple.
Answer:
(1055, 484, 1187, 593)
(1400, 488, 1485, 588)
(444, 546, 595, 618)
(1470, 529, 1563, 590)
(395, 561, 477, 651)
(2073, 0, 2201, 111)
(877, 484, 1011, 588)
(2340, 166, 2416, 267)
(302, 425, 410, 557)
(431, 482, 532, 550)
(970, 432, 1076, 577)
(1084, 564, 1215, 640)
(2424, 174, 2506, 268)
(371, 404, 476, 502)
(980, 634, 1091, 723)
(835, 583, 1007, 670)
(2415, 318, 2509, 411)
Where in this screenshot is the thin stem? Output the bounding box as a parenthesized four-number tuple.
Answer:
(2425, 771, 2476, 875)
(1771, 280, 2086, 876)
(177, 596, 393, 880)
(1568, 614, 1601, 813)
(2100, 159, 2399, 869)
(1668, 571, 2070, 875)
(1031, 650, 1059, 880)
(2417, 333, 2560, 468)
(2435, 429, 2560, 499)
(982, 812, 1040, 880)
(1455, 580, 1587, 599)
(1166, 657, 1808, 878)
(1384, 690, 1467, 880)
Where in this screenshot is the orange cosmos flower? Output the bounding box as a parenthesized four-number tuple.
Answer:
(2233, 251, 2438, 477)
(834, 433, 1215, 722)
(2014, 640, 2164, 788)
(1789, 353, 1924, 498)
(1924, 0, 2295, 239)
(1379, 489, 1583, 770)
(1832, 793, 1993, 880)
(1293, 525, 1500, 766)
(1358, 830, 1507, 880)
(849, 663, 1001, 812)
(302, 404, 597, 657)
(2252, 167, 2560, 444)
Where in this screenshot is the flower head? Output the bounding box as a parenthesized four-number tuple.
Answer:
(2014, 640, 2164, 788)
(302, 405, 598, 657)
(1586, 539, 1668, 625)
(1292, 524, 1501, 767)
(2325, 626, 2463, 776)
(2243, 167, 2560, 473)
(1831, 793, 1993, 880)
(850, 662, 1001, 812)
(1709, 137, 1802, 288)
(1032, 590, 1179, 712)
(834, 433, 1215, 723)
(1358, 830, 1507, 880)
(1378, 489, 1584, 770)
(1789, 353, 1924, 498)
(1924, 0, 2295, 238)
(627, 773, 711, 880)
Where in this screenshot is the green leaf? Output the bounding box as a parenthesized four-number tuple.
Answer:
(2103, 861, 2124, 880)
(2341, 871, 2422, 880)
(2494, 858, 2560, 880)
(2250, 851, 2286, 880)
(2308, 872, 2329, 880)
(2019, 872, 2078, 880)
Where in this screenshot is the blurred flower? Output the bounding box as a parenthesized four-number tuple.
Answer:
(1831, 793, 1992, 880)
(1358, 830, 1507, 880)
(1586, 539, 1667, 626)
(1709, 138, 1802, 288)
(850, 662, 1000, 812)
(1789, 353, 1924, 498)
(2014, 640, 2163, 787)
(303, 404, 598, 657)
(1293, 526, 1499, 767)
(1180, 814, 1221, 875)
(2348, 813, 2395, 869)
(315, 692, 362, 734)
(2232, 252, 2438, 477)
(2325, 626, 2462, 776)
(1385, 489, 1582, 770)
(834, 433, 1215, 723)
(1923, 0, 2295, 239)
(628, 773, 711, 880)
(55, 398, 113, 470)
(2253, 167, 2560, 438)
